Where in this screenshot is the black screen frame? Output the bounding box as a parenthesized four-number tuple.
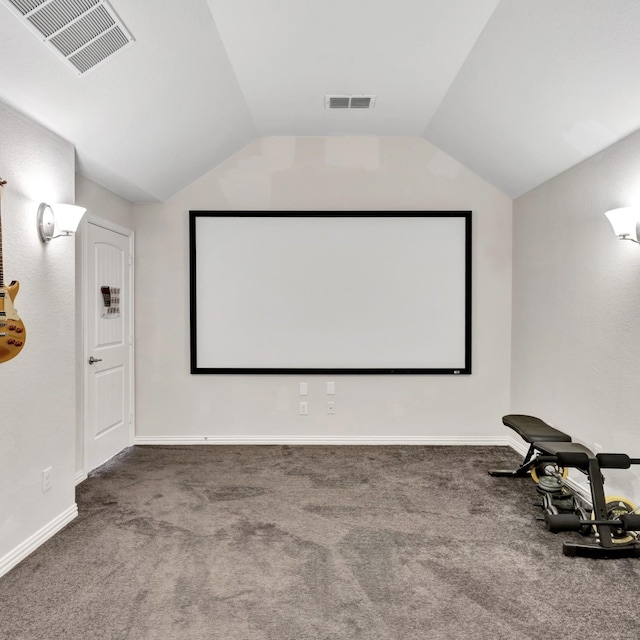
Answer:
(189, 211, 472, 375)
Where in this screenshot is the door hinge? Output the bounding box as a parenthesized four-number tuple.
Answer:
(128, 254, 133, 267)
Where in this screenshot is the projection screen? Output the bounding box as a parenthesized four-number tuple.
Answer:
(190, 211, 471, 374)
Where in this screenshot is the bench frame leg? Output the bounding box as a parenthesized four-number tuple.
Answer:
(488, 444, 537, 478)
(562, 457, 640, 558)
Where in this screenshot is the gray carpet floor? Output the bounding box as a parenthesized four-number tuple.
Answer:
(2, 445, 640, 639)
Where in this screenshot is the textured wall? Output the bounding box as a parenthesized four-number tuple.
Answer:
(134, 136, 512, 442)
(0, 102, 76, 568)
(512, 128, 640, 498)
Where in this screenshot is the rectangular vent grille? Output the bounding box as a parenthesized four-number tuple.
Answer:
(329, 96, 350, 109)
(69, 24, 129, 73)
(7, 0, 46, 13)
(27, 0, 99, 37)
(50, 4, 113, 55)
(2, 0, 134, 75)
(325, 95, 377, 110)
(350, 96, 372, 109)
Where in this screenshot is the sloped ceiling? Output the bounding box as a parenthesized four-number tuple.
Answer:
(1, 0, 639, 203)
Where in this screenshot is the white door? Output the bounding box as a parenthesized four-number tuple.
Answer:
(84, 221, 133, 472)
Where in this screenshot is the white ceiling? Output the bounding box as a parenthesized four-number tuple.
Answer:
(1, 0, 640, 202)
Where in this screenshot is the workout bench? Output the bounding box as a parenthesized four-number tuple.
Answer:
(491, 414, 640, 559)
(489, 414, 572, 478)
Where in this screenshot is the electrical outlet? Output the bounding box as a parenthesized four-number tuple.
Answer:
(42, 467, 52, 492)
(299, 401, 308, 416)
(327, 401, 335, 415)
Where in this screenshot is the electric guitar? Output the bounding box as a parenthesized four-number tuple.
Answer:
(0, 178, 26, 363)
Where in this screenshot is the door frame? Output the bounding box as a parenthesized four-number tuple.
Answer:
(76, 215, 134, 482)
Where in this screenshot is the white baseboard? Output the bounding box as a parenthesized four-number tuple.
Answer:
(507, 436, 529, 456)
(75, 470, 87, 485)
(0, 504, 78, 579)
(134, 435, 513, 446)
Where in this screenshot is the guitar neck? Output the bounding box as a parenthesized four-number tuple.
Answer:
(0, 178, 5, 290)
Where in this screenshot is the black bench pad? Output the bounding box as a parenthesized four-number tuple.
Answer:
(502, 414, 571, 443)
(533, 441, 594, 457)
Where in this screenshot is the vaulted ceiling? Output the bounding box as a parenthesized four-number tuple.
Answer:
(1, 0, 639, 203)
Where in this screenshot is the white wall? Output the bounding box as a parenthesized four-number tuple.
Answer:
(0, 102, 77, 575)
(76, 174, 134, 230)
(512, 128, 640, 499)
(74, 174, 134, 477)
(134, 136, 512, 443)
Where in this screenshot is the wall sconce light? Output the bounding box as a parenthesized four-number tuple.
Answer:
(37, 203, 87, 242)
(604, 207, 640, 244)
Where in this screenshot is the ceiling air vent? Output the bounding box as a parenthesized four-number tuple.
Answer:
(350, 96, 372, 109)
(1, 0, 134, 75)
(328, 96, 350, 109)
(325, 95, 377, 110)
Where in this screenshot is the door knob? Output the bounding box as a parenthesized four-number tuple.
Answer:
(88, 356, 103, 365)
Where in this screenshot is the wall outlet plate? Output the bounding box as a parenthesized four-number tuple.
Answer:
(42, 467, 53, 492)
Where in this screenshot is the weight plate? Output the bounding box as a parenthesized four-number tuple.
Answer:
(530, 461, 568, 484)
(591, 496, 638, 544)
(537, 475, 564, 493)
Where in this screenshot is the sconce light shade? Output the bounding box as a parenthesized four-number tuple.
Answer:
(604, 207, 640, 243)
(37, 202, 87, 242)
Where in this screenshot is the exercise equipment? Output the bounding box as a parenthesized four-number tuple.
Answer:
(488, 414, 572, 479)
(491, 414, 640, 558)
(530, 460, 568, 484)
(544, 496, 640, 543)
(594, 496, 638, 545)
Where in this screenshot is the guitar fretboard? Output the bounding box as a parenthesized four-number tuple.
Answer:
(0, 178, 5, 289)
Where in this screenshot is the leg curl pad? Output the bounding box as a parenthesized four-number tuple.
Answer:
(544, 513, 581, 534)
(619, 514, 640, 531)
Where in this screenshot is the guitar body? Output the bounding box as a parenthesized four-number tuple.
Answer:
(0, 280, 26, 363)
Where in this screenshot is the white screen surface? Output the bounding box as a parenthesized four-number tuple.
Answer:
(190, 213, 471, 373)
